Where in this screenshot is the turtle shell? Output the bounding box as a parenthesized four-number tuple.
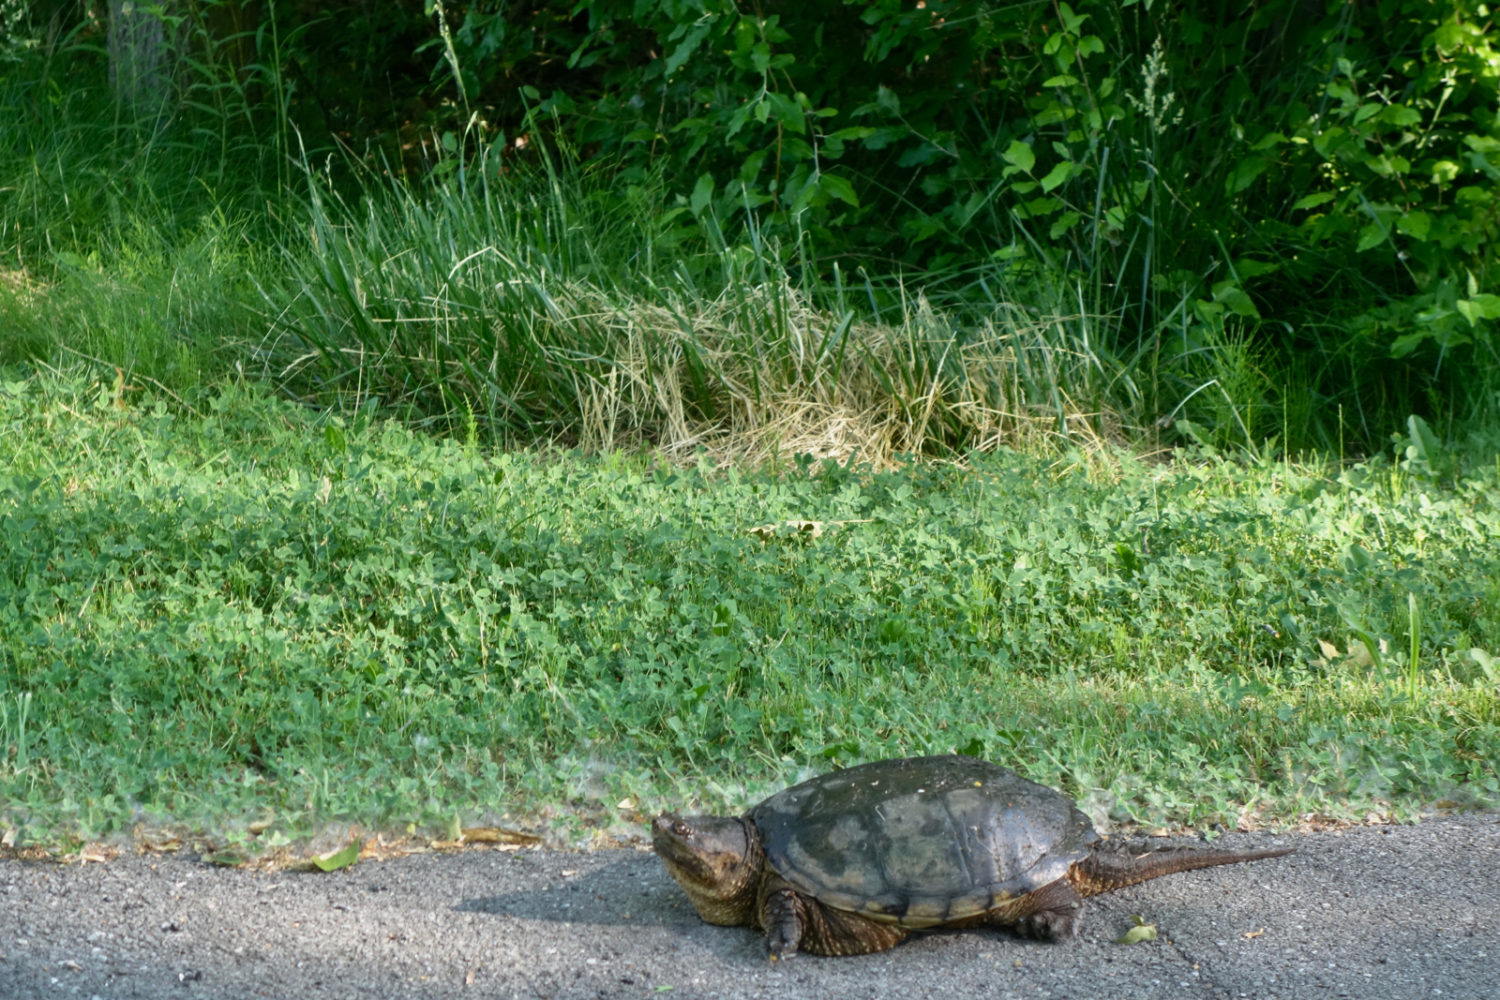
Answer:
(751, 755, 1098, 929)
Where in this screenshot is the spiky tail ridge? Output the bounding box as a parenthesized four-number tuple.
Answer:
(1069, 844, 1295, 897)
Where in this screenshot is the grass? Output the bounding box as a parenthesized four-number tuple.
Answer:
(1, 366, 1495, 850)
(0, 35, 279, 391)
(254, 141, 1145, 465)
(0, 35, 1238, 464)
(2, 23, 1497, 856)
(2, 35, 1477, 464)
(1, 117, 1150, 467)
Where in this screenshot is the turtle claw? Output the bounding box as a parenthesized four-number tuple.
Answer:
(765, 930, 799, 962)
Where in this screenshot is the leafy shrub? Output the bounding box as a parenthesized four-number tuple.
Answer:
(13, 1, 1500, 449)
(426, 0, 1500, 447)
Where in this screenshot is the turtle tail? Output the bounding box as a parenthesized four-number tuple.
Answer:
(1069, 843, 1295, 897)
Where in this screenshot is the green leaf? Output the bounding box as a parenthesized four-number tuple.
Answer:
(1465, 149, 1500, 180)
(689, 173, 714, 217)
(1312, 126, 1348, 157)
(1382, 104, 1422, 127)
(1469, 648, 1500, 685)
(1326, 81, 1357, 105)
(202, 850, 248, 867)
(1233, 258, 1279, 280)
(664, 20, 713, 78)
(1116, 922, 1158, 944)
(1433, 21, 1466, 54)
(1039, 161, 1072, 193)
(1356, 223, 1387, 252)
(1116, 915, 1158, 944)
(818, 173, 860, 209)
(1002, 140, 1036, 174)
(1291, 192, 1336, 211)
(1396, 211, 1431, 241)
(765, 92, 805, 132)
(312, 839, 360, 872)
(1401, 414, 1446, 474)
(1057, 1, 1086, 33)
(1227, 156, 1268, 194)
(828, 126, 875, 142)
(1049, 211, 1081, 239)
(1212, 281, 1261, 319)
(1431, 160, 1461, 184)
(750, 42, 771, 73)
(1389, 331, 1431, 358)
(1456, 294, 1500, 326)
(1193, 298, 1226, 324)
(726, 102, 752, 137)
(1470, 294, 1500, 318)
(1365, 153, 1411, 177)
(1019, 196, 1062, 218)
(1174, 418, 1215, 450)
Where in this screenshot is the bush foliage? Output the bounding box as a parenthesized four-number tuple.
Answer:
(8, 0, 1500, 451)
(500, 1, 1500, 440)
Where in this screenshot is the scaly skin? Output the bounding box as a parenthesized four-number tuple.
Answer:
(1071, 844, 1298, 897)
(651, 814, 763, 928)
(1016, 843, 1298, 941)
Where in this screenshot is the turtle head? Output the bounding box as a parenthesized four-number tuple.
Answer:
(652, 813, 764, 927)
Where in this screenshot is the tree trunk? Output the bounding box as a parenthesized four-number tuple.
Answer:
(108, 0, 172, 114)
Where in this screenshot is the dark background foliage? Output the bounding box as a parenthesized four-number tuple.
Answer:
(11, 0, 1500, 451)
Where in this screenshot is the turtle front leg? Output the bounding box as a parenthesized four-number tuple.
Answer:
(758, 876, 909, 958)
(759, 884, 807, 960)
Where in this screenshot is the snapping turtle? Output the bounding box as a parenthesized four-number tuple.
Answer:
(653, 755, 1293, 958)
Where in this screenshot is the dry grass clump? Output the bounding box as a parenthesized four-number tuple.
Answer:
(0, 268, 40, 301)
(264, 166, 1140, 467)
(273, 260, 1132, 468)
(562, 280, 1130, 467)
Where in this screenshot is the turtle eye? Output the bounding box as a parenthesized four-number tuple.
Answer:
(672, 819, 692, 837)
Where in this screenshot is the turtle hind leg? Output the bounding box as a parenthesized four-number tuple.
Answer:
(802, 904, 908, 956)
(1006, 879, 1085, 941)
(759, 880, 907, 958)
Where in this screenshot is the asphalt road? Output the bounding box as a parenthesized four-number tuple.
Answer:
(2, 813, 1496, 1000)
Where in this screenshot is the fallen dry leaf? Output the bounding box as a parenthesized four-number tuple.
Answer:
(459, 827, 542, 846)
